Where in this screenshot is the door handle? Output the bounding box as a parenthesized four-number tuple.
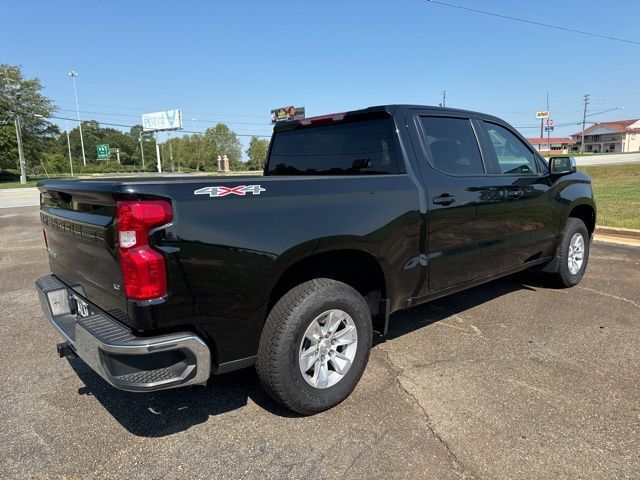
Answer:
(433, 194, 455, 205)
(507, 188, 523, 199)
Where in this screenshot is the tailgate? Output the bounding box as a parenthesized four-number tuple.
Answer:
(39, 181, 127, 317)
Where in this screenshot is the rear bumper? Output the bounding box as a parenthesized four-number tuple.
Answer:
(35, 275, 211, 392)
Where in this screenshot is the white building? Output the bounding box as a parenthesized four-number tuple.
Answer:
(526, 137, 575, 154)
(570, 119, 640, 153)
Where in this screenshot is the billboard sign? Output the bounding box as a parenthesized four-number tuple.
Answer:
(271, 106, 305, 124)
(535, 111, 550, 119)
(142, 109, 183, 132)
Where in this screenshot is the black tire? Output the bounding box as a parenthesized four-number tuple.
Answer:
(548, 217, 590, 287)
(255, 278, 372, 415)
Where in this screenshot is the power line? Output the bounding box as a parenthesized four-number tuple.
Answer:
(55, 99, 269, 119)
(54, 107, 271, 127)
(9, 110, 272, 138)
(425, 0, 640, 45)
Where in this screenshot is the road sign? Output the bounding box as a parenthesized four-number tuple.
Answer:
(545, 126, 554, 132)
(536, 111, 550, 119)
(97, 144, 110, 159)
(547, 119, 554, 127)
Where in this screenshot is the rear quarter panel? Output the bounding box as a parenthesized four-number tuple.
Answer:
(116, 174, 422, 364)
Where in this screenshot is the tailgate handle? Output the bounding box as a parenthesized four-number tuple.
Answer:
(433, 194, 455, 206)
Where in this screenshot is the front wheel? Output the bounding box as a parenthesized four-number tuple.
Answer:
(548, 217, 591, 287)
(255, 278, 372, 415)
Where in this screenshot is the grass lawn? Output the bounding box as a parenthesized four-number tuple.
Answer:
(0, 180, 40, 189)
(579, 163, 640, 230)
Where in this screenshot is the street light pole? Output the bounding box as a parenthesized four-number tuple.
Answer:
(65, 121, 73, 176)
(155, 132, 162, 173)
(68, 71, 86, 166)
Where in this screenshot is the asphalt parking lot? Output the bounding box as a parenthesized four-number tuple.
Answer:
(0, 205, 638, 479)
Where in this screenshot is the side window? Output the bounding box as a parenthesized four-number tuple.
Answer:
(482, 122, 538, 175)
(419, 117, 484, 175)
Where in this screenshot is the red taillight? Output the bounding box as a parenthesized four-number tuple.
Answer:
(116, 200, 173, 300)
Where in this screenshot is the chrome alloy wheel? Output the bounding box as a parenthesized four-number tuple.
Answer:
(298, 309, 358, 389)
(568, 232, 585, 275)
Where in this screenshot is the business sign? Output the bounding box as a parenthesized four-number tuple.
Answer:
(97, 144, 110, 159)
(142, 109, 183, 132)
(535, 111, 550, 119)
(271, 106, 305, 124)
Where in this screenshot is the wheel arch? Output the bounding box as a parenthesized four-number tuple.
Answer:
(267, 249, 389, 329)
(568, 202, 596, 237)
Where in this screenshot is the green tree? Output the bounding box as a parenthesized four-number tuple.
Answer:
(245, 136, 269, 170)
(202, 123, 244, 170)
(0, 64, 57, 171)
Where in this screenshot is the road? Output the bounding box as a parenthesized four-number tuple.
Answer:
(0, 187, 39, 208)
(1, 206, 639, 479)
(573, 152, 640, 166)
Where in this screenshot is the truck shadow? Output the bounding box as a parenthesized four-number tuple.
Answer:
(69, 272, 547, 437)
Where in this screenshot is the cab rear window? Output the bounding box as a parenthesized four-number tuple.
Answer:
(267, 118, 404, 175)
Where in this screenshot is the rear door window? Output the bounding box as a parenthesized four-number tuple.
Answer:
(481, 122, 538, 175)
(419, 117, 484, 175)
(267, 118, 403, 175)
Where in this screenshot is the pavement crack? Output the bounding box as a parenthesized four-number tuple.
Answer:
(377, 347, 474, 479)
(577, 286, 640, 309)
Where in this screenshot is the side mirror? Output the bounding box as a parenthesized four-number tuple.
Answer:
(549, 156, 576, 175)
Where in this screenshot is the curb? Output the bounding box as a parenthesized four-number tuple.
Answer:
(595, 226, 640, 240)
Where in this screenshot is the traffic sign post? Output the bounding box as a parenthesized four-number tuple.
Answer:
(546, 119, 554, 127)
(97, 144, 110, 160)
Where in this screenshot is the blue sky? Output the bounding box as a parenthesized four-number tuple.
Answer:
(2, 0, 639, 152)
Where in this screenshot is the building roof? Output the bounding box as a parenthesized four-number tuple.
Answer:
(571, 119, 640, 137)
(527, 137, 575, 145)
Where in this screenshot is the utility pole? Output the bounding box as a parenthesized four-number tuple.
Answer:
(14, 114, 27, 184)
(169, 142, 174, 171)
(3, 68, 27, 184)
(440, 90, 446, 108)
(68, 71, 86, 166)
(580, 94, 590, 153)
(139, 135, 145, 170)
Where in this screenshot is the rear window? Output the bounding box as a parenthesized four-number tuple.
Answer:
(267, 118, 404, 175)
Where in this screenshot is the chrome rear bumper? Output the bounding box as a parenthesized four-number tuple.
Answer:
(36, 275, 211, 392)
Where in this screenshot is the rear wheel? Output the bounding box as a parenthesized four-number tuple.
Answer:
(256, 278, 372, 415)
(548, 217, 590, 287)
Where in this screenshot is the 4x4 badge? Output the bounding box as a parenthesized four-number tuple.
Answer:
(194, 185, 266, 198)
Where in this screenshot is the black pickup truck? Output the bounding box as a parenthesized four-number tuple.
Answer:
(36, 105, 595, 414)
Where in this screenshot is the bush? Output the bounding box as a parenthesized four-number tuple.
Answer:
(0, 169, 20, 181)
